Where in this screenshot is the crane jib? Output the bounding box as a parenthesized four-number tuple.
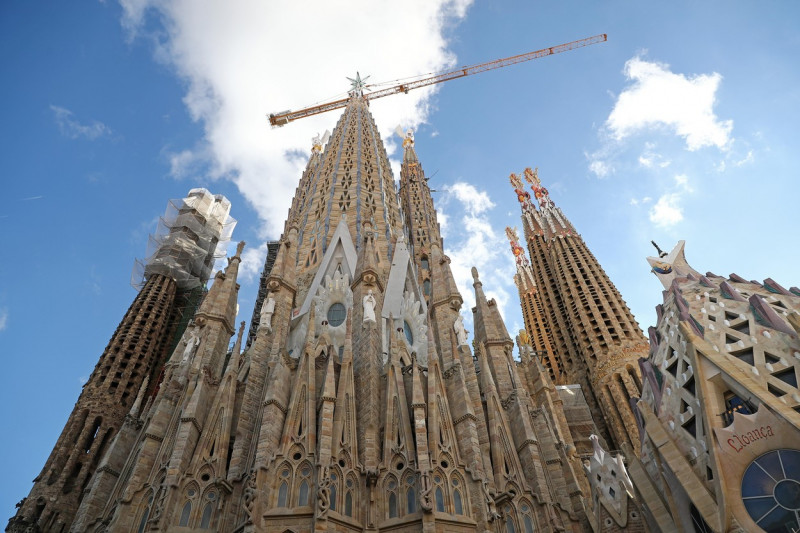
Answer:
(267, 33, 606, 127)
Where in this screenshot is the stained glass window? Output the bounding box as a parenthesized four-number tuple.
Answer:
(741, 449, 800, 532)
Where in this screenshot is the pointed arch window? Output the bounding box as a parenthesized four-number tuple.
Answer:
(521, 503, 534, 533)
(345, 490, 353, 517)
(407, 487, 416, 513)
(199, 501, 213, 528)
(278, 481, 289, 507)
(299, 481, 310, 506)
(453, 489, 463, 515)
(330, 472, 338, 511)
(297, 464, 312, 506)
(389, 492, 398, 518)
(435, 487, 445, 512)
(178, 501, 192, 526)
(137, 493, 153, 533)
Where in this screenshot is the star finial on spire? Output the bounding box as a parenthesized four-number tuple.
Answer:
(347, 72, 370, 96)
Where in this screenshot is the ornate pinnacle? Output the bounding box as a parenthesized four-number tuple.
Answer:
(509, 173, 533, 211)
(505, 227, 529, 267)
(524, 167, 553, 209)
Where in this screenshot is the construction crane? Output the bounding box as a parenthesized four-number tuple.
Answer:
(268, 33, 606, 127)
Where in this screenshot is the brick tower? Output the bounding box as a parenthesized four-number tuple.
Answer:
(509, 168, 646, 452)
(7, 189, 234, 533)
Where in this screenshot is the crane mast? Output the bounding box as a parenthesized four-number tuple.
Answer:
(268, 33, 607, 127)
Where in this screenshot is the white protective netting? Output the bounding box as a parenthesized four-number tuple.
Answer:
(132, 188, 237, 290)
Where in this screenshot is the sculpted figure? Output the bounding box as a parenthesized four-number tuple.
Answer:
(260, 292, 276, 331)
(454, 315, 468, 346)
(482, 479, 501, 521)
(181, 323, 201, 362)
(363, 290, 377, 323)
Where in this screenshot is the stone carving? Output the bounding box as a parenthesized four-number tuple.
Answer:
(454, 315, 468, 346)
(181, 323, 201, 362)
(243, 470, 256, 524)
(363, 290, 376, 323)
(316, 466, 331, 516)
(482, 479, 501, 521)
(260, 292, 276, 331)
(419, 471, 433, 512)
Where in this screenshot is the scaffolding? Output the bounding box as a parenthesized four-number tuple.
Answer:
(132, 188, 237, 290)
(245, 241, 281, 349)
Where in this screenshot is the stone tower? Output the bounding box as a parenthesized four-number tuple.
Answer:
(509, 168, 646, 452)
(506, 226, 562, 384)
(7, 189, 234, 533)
(11, 88, 637, 532)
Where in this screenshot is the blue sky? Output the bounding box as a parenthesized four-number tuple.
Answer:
(2, 0, 800, 520)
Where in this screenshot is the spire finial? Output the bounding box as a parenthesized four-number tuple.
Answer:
(347, 72, 370, 97)
(510, 172, 533, 211)
(651, 240, 668, 258)
(471, 266, 480, 282)
(524, 167, 553, 209)
(505, 226, 529, 267)
(235, 241, 246, 258)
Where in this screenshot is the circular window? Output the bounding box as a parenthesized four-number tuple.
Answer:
(281, 469, 290, 478)
(741, 449, 800, 531)
(207, 492, 216, 501)
(187, 489, 196, 497)
(388, 480, 397, 490)
(200, 473, 210, 482)
(327, 303, 346, 327)
(403, 321, 413, 345)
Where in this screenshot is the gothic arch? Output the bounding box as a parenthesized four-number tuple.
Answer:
(449, 471, 468, 516)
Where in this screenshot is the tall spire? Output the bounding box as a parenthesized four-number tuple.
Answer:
(506, 226, 562, 383)
(511, 166, 645, 451)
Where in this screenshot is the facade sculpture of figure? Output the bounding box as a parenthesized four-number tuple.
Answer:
(363, 289, 376, 323)
(181, 323, 201, 362)
(482, 479, 501, 521)
(454, 315, 468, 346)
(260, 292, 276, 331)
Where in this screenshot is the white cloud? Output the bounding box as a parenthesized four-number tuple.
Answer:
(50, 105, 112, 140)
(121, 0, 473, 237)
(0, 308, 7, 331)
(647, 175, 692, 228)
(638, 143, 671, 169)
(439, 182, 515, 332)
(607, 56, 733, 151)
(239, 241, 270, 283)
(648, 193, 683, 228)
(445, 182, 495, 215)
(588, 158, 612, 178)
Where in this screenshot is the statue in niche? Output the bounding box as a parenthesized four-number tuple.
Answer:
(260, 292, 276, 331)
(181, 323, 201, 362)
(454, 315, 468, 346)
(363, 290, 377, 323)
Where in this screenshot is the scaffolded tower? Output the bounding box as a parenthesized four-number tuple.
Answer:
(8, 188, 234, 533)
